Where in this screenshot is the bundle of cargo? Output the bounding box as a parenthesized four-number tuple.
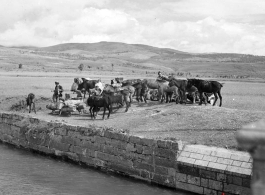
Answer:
(46, 98, 85, 116)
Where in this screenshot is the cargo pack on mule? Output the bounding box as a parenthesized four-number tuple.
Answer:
(46, 94, 85, 116)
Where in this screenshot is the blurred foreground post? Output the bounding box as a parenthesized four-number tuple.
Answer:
(236, 119, 265, 195)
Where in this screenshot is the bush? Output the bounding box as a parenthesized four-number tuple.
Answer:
(78, 63, 84, 71)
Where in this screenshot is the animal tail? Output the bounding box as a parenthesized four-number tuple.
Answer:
(220, 83, 225, 87)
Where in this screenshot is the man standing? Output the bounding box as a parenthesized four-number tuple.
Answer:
(157, 71, 165, 81)
(53, 82, 63, 102)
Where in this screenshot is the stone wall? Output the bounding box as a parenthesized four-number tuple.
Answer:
(0, 112, 252, 195)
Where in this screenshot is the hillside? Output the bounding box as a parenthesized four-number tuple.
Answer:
(1, 42, 265, 80)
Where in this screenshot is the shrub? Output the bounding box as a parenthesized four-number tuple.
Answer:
(78, 63, 84, 71)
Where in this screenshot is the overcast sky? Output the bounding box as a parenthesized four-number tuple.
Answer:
(0, 0, 265, 55)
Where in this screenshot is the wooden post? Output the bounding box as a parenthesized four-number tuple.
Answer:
(236, 119, 265, 195)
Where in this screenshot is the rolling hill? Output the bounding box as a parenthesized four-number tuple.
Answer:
(1, 42, 265, 80)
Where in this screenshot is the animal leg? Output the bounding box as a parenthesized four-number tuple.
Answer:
(212, 93, 218, 106)
(33, 103, 36, 114)
(199, 92, 203, 105)
(107, 105, 111, 119)
(102, 106, 106, 120)
(218, 91, 222, 107)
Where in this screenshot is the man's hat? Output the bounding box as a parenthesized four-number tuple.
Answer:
(55, 81, 59, 84)
(158, 71, 161, 74)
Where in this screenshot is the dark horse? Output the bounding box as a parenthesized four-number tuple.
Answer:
(87, 96, 111, 120)
(76, 78, 99, 98)
(26, 93, 36, 113)
(103, 84, 135, 112)
(187, 79, 223, 107)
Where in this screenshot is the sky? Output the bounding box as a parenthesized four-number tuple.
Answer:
(0, 0, 265, 55)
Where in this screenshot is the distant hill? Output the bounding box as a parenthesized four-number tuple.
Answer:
(35, 42, 265, 63)
(1, 41, 265, 80)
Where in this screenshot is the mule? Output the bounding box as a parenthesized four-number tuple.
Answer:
(103, 84, 135, 112)
(163, 86, 180, 104)
(187, 79, 223, 107)
(26, 93, 36, 114)
(76, 78, 99, 98)
(121, 79, 142, 87)
(86, 96, 111, 120)
(141, 79, 169, 102)
(167, 78, 188, 104)
(131, 81, 149, 103)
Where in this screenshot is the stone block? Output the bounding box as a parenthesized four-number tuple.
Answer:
(216, 173, 226, 182)
(200, 169, 216, 180)
(157, 140, 172, 149)
(203, 188, 217, 195)
(184, 145, 198, 153)
(203, 155, 218, 162)
(181, 151, 191, 157)
(223, 183, 251, 195)
(201, 178, 208, 187)
(154, 156, 175, 168)
(140, 138, 156, 146)
(142, 146, 154, 155)
(73, 146, 85, 155)
(187, 175, 200, 186)
(38, 145, 54, 154)
(54, 127, 67, 136)
(140, 170, 151, 179)
(168, 168, 176, 177)
(208, 179, 223, 191)
(190, 153, 204, 160)
(177, 156, 196, 164)
(211, 151, 231, 159)
(232, 176, 243, 186)
(177, 164, 200, 177)
(241, 162, 252, 169)
(208, 162, 227, 172)
(176, 172, 187, 182)
(175, 181, 203, 194)
(242, 178, 251, 188)
(226, 165, 252, 176)
(110, 139, 127, 150)
(79, 155, 94, 166)
(126, 143, 136, 152)
(134, 162, 154, 172)
(194, 160, 209, 167)
(135, 144, 143, 154)
(155, 147, 176, 160)
(152, 174, 175, 188)
(109, 163, 141, 177)
(86, 149, 96, 158)
(230, 153, 250, 162)
(232, 160, 242, 167)
(217, 158, 233, 165)
(154, 166, 168, 175)
(129, 136, 142, 145)
(93, 158, 106, 168)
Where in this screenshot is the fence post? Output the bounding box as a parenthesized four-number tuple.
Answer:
(236, 119, 265, 195)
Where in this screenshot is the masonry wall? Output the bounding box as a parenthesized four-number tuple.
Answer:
(0, 112, 252, 195)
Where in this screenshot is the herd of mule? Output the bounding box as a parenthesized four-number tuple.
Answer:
(73, 76, 224, 120)
(25, 76, 223, 119)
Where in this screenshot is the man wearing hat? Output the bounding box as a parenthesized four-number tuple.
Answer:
(53, 81, 64, 102)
